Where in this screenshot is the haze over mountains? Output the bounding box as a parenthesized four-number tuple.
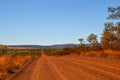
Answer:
(8, 44, 77, 49)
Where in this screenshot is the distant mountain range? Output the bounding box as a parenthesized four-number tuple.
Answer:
(8, 44, 77, 49)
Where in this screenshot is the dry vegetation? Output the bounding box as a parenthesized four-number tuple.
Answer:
(80, 50, 120, 59)
(0, 45, 41, 80)
(44, 48, 120, 59)
(0, 55, 32, 79)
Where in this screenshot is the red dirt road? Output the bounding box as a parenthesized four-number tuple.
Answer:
(8, 51, 120, 80)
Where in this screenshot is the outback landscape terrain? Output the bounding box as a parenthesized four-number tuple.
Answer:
(0, 1, 120, 80)
(6, 49, 120, 80)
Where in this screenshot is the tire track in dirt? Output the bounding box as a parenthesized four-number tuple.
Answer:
(76, 56, 120, 68)
(66, 57, 120, 75)
(58, 57, 120, 80)
(50, 57, 101, 80)
(51, 57, 112, 80)
(68, 56, 120, 71)
(31, 58, 43, 80)
(59, 56, 120, 76)
(44, 57, 68, 80)
(31, 56, 66, 80)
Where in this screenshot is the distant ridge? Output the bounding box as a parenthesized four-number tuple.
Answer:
(8, 44, 77, 49)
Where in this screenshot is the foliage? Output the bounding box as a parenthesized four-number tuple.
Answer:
(44, 49, 61, 56)
(44, 48, 74, 56)
(78, 38, 84, 45)
(107, 6, 120, 20)
(87, 33, 98, 44)
(7, 48, 41, 58)
(0, 45, 8, 56)
(101, 6, 120, 50)
(101, 23, 114, 49)
(87, 33, 102, 51)
(58, 48, 74, 55)
(0, 45, 41, 80)
(74, 45, 90, 53)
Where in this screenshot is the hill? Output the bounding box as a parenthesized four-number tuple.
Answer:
(8, 44, 76, 49)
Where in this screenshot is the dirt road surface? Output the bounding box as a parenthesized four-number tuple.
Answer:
(8, 50, 120, 80)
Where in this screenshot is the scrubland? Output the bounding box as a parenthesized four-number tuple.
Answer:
(0, 45, 41, 80)
(44, 47, 120, 59)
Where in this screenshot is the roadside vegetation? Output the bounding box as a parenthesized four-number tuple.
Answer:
(45, 6, 120, 59)
(0, 45, 41, 80)
(44, 48, 74, 56)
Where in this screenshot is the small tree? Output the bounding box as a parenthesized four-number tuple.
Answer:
(0, 45, 8, 55)
(87, 33, 101, 51)
(87, 34, 98, 44)
(101, 6, 120, 50)
(77, 38, 89, 52)
(78, 38, 84, 45)
(101, 22, 118, 49)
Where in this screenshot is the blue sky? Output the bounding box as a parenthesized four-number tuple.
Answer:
(0, 0, 120, 45)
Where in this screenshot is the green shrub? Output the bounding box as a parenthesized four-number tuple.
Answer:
(0, 45, 8, 56)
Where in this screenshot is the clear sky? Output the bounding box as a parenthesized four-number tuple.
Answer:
(0, 0, 120, 45)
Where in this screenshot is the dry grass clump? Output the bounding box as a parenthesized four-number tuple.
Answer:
(0, 45, 41, 80)
(103, 50, 120, 59)
(0, 55, 12, 79)
(11, 55, 32, 68)
(0, 55, 32, 80)
(80, 50, 120, 59)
